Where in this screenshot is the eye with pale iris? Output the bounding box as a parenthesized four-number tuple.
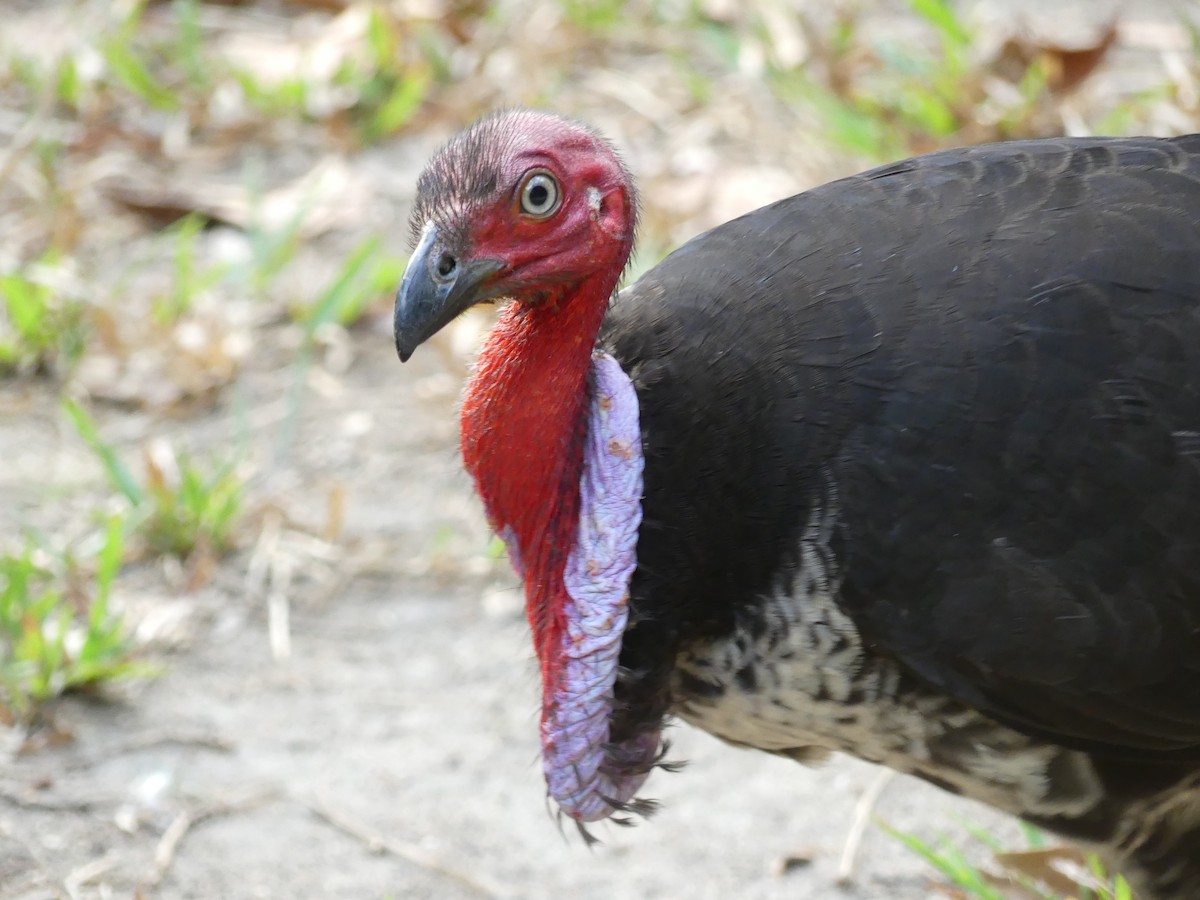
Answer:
(519, 171, 560, 218)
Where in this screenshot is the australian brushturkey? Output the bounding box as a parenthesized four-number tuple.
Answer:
(394, 110, 1200, 898)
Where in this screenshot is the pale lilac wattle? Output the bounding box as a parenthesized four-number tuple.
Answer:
(536, 350, 659, 822)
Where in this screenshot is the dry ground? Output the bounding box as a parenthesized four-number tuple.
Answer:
(1, 1, 1196, 898)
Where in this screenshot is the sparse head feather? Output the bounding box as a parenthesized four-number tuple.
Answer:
(408, 108, 638, 253)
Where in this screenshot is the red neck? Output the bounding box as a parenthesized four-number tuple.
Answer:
(460, 274, 614, 666)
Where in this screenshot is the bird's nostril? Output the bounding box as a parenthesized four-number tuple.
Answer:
(436, 253, 457, 279)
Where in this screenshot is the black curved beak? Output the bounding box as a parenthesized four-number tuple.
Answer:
(394, 223, 506, 362)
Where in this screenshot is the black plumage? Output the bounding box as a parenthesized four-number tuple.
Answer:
(600, 135, 1200, 896)
(396, 118, 1200, 898)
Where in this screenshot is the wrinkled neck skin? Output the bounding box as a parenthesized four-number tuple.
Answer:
(460, 275, 613, 673)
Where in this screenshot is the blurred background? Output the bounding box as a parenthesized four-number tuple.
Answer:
(1, 0, 1197, 898)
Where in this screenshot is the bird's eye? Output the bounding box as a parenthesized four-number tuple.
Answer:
(519, 171, 560, 218)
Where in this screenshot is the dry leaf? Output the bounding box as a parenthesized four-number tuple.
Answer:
(144, 438, 181, 499)
(221, 4, 369, 96)
(112, 154, 372, 240)
(324, 482, 346, 544)
(995, 21, 1119, 96)
(184, 540, 219, 591)
(18, 719, 76, 754)
(928, 885, 970, 899)
(104, 155, 370, 239)
(282, 0, 351, 11)
(1040, 20, 1120, 94)
(769, 848, 815, 876)
(77, 316, 248, 410)
(994, 845, 1099, 898)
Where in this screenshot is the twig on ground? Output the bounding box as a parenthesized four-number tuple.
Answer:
(300, 791, 505, 898)
(267, 553, 293, 661)
(836, 767, 896, 885)
(63, 854, 120, 900)
(146, 787, 277, 890)
(0, 780, 106, 813)
(246, 509, 293, 661)
(245, 508, 283, 604)
(152, 812, 192, 882)
(65, 730, 235, 770)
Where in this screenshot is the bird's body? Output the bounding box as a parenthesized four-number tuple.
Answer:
(394, 112, 1200, 898)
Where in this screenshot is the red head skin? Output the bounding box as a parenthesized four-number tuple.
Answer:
(452, 112, 637, 694)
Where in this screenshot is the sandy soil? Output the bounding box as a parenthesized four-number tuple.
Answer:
(1, 1, 1191, 897)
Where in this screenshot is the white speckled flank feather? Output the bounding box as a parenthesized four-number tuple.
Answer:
(672, 473, 1106, 822)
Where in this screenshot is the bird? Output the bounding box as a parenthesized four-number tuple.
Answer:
(393, 108, 1200, 898)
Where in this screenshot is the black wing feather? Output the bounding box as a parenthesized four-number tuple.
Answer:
(601, 134, 1200, 759)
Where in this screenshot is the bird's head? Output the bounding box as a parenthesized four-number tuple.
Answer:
(395, 111, 659, 827)
(394, 108, 638, 361)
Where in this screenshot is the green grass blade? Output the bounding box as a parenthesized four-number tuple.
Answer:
(62, 398, 143, 506)
(303, 235, 381, 337)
